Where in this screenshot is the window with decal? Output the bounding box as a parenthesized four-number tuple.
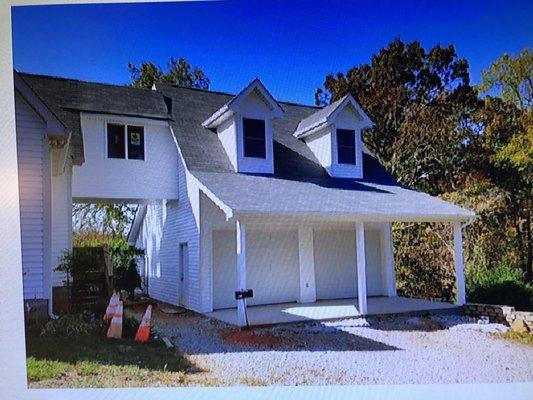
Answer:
(336, 129, 356, 165)
(243, 118, 266, 158)
(127, 125, 145, 160)
(107, 123, 144, 160)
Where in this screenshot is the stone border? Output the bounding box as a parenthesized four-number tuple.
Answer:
(464, 303, 533, 331)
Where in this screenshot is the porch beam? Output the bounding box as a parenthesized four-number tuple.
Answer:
(297, 226, 316, 303)
(355, 222, 368, 315)
(453, 222, 466, 305)
(236, 220, 247, 326)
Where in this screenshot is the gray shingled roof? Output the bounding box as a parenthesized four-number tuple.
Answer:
(294, 94, 348, 136)
(19, 73, 473, 220)
(19, 73, 170, 165)
(155, 83, 473, 221)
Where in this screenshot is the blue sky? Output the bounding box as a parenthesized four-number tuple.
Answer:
(11, 0, 533, 105)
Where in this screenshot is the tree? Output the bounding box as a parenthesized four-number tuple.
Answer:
(72, 203, 136, 237)
(315, 39, 479, 195)
(128, 56, 210, 89)
(478, 48, 532, 111)
(474, 49, 533, 281)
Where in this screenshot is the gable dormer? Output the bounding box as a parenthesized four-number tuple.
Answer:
(203, 79, 284, 174)
(294, 95, 373, 179)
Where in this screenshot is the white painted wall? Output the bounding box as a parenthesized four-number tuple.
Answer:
(73, 114, 179, 201)
(217, 116, 238, 171)
(50, 160, 72, 287)
(15, 92, 48, 300)
(134, 133, 202, 310)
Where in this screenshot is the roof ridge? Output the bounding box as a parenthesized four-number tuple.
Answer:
(19, 71, 323, 110)
(162, 82, 321, 110)
(18, 71, 157, 93)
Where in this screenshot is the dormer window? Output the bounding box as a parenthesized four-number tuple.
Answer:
(336, 129, 356, 165)
(293, 94, 374, 179)
(243, 118, 266, 159)
(202, 79, 284, 174)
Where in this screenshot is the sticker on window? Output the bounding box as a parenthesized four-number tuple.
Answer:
(130, 132, 141, 146)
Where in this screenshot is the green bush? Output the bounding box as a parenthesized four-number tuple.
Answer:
(467, 264, 533, 310)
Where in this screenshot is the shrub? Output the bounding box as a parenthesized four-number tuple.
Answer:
(467, 264, 533, 310)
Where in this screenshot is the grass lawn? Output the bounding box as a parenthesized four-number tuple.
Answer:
(26, 334, 220, 388)
(493, 331, 533, 346)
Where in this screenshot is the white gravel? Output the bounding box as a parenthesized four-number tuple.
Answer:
(154, 310, 533, 386)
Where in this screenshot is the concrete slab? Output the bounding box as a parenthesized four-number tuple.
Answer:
(206, 296, 460, 326)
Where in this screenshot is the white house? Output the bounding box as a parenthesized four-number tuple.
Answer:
(14, 72, 474, 325)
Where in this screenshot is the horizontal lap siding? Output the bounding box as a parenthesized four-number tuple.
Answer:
(136, 144, 200, 310)
(16, 93, 46, 299)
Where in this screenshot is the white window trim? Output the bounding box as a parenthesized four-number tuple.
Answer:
(104, 121, 146, 162)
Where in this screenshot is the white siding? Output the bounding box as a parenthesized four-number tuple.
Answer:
(51, 161, 72, 286)
(135, 137, 201, 310)
(16, 92, 47, 300)
(73, 114, 179, 201)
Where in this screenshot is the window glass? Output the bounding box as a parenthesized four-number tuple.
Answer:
(337, 129, 356, 164)
(107, 123, 125, 159)
(127, 125, 145, 160)
(243, 118, 266, 158)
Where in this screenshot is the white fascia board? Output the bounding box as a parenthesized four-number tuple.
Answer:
(202, 79, 284, 129)
(232, 209, 475, 223)
(202, 105, 233, 129)
(294, 120, 331, 139)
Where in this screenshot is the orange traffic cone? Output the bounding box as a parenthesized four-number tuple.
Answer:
(104, 293, 120, 322)
(107, 301, 123, 339)
(134, 305, 152, 343)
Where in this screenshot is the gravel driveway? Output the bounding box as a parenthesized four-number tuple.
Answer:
(153, 308, 533, 386)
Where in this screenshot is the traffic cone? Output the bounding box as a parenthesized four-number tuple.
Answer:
(107, 301, 123, 339)
(134, 305, 152, 343)
(103, 293, 119, 322)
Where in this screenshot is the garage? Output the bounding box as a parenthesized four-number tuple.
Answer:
(314, 228, 383, 300)
(212, 228, 300, 309)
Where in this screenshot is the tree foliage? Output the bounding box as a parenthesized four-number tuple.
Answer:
(317, 40, 532, 306)
(128, 56, 210, 89)
(316, 39, 479, 195)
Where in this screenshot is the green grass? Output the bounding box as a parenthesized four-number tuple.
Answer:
(25, 334, 219, 387)
(493, 331, 533, 346)
(27, 357, 73, 381)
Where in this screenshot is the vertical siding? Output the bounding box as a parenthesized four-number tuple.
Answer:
(15, 93, 46, 299)
(135, 136, 201, 310)
(51, 161, 72, 286)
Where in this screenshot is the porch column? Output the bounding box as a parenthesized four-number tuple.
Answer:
(355, 222, 368, 314)
(298, 226, 316, 303)
(453, 222, 466, 305)
(381, 223, 397, 297)
(236, 220, 247, 326)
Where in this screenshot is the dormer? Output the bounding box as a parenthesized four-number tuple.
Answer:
(294, 95, 373, 179)
(203, 79, 284, 174)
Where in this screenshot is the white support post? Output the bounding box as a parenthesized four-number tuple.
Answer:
(298, 226, 316, 303)
(381, 223, 397, 297)
(355, 222, 368, 315)
(236, 220, 247, 326)
(453, 222, 466, 306)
